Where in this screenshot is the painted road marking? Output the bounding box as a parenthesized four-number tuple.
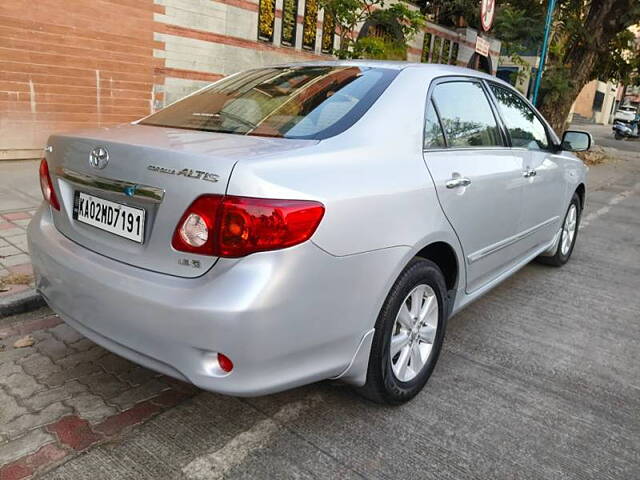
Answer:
(580, 182, 640, 228)
(183, 395, 323, 480)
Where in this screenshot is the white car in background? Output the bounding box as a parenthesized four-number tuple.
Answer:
(613, 105, 637, 123)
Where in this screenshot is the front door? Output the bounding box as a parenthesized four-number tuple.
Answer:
(487, 83, 565, 251)
(423, 80, 525, 293)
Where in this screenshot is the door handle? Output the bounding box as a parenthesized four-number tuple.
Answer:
(445, 177, 472, 189)
(523, 168, 537, 178)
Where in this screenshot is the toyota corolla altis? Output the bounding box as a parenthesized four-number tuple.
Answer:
(28, 62, 590, 404)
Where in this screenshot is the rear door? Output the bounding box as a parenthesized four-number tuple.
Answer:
(423, 79, 526, 293)
(487, 83, 565, 252)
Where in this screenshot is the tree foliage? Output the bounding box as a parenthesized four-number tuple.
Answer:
(421, 0, 478, 28)
(489, 0, 640, 130)
(320, 0, 424, 59)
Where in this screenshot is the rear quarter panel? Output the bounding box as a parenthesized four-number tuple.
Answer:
(227, 68, 460, 259)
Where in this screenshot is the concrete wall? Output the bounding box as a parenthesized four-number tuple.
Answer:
(571, 80, 619, 124)
(152, 0, 330, 106)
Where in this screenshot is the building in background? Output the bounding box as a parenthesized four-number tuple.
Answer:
(418, 23, 500, 75)
(568, 80, 620, 125)
(0, 0, 499, 161)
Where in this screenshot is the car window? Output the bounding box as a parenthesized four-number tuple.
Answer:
(431, 81, 502, 148)
(140, 66, 398, 140)
(489, 84, 550, 150)
(424, 100, 446, 149)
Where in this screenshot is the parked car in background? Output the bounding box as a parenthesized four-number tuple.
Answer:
(613, 105, 638, 123)
(29, 62, 590, 405)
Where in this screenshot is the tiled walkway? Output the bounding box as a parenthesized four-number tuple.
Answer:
(0, 160, 40, 299)
(0, 314, 199, 478)
(0, 210, 36, 296)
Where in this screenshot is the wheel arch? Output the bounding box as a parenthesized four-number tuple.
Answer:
(415, 241, 460, 292)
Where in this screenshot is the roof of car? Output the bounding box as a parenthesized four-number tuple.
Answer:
(272, 60, 504, 83)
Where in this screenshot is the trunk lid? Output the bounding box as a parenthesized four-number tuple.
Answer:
(46, 124, 317, 277)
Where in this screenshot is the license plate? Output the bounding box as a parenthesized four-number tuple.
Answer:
(74, 192, 145, 243)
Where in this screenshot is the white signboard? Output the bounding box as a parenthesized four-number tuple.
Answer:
(475, 36, 491, 57)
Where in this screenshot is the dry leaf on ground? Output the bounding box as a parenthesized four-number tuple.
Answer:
(13, 335, 35, 348)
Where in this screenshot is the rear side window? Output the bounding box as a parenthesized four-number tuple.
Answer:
(139, 66, 398, 140)
(432, 81, 502, 148)
(489, 84, 550, 150)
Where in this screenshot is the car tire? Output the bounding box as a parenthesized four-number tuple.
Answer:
(357, 258, 448, 405)
(537, 193, 581, 267)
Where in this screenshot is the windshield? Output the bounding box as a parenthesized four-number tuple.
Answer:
(140, 66, 398, 140)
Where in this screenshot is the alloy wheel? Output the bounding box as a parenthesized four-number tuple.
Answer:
(561, 204, 578, 256)
(390, 284, 438, 382)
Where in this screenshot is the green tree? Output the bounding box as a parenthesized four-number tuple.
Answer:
(493, 4, 545, 89)
(536, 0, 640, 130)
(320, 0, 424, 59)
(493, 0, 640, 131)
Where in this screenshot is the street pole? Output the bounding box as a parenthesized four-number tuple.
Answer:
(531, 0, 556, 106)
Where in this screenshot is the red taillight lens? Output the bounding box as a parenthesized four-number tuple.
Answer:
(39, 158, 60, 211)
(172, 195, 325, 258)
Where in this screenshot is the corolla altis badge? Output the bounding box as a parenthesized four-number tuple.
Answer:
(89, 146, 109, 169)
(123, 185, 137, 197)
(147, 165, 219, 183)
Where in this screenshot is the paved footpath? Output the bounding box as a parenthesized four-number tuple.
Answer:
(1, 149, 639, 479)
(0, 160, 40, 300)
(0, 309, 201, 479)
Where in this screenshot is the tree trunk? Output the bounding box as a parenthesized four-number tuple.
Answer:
(537, 0, 636, 133)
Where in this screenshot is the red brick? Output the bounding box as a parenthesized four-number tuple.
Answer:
(26, 443, 68, 470)
(7, 264, 33, 276)
(0, 284, 29, 299)
(0, 462, 32, 480)
(154, 67, 223, 83)
(157, 24, 324, 60)
(94, 401, 161, 436)
(0, 443, 68, 480)
(46, 415, 103, 451)
(0, 315, 62, 339)
(2, 212, 31, 221)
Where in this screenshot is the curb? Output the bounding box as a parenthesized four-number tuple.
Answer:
(0, 288, 45, 317)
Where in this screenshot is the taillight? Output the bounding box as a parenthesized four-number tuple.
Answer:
(172, 195, 325, 258)
(39, 158, 60, 211)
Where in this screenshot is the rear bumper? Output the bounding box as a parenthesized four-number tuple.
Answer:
(28, 206, 407, 396)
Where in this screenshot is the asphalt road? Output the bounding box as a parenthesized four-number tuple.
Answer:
(22, 152, 640, 479)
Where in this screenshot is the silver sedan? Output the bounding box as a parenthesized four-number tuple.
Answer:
(28, 61, 589, 404)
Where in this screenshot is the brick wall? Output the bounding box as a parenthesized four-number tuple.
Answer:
(0, 0, 159, 160)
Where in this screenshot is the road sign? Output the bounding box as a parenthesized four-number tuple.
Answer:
(481, 0, 496, 32)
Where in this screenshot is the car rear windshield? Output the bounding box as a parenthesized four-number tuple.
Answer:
(139, 66, 398, 140)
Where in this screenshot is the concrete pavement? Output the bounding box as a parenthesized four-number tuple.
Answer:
(0, 150, 637, 478)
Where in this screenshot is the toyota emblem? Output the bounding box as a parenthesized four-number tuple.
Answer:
(89, 146, 109, 169)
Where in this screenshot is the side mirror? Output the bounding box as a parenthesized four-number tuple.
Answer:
(561, 130, 592, 152)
